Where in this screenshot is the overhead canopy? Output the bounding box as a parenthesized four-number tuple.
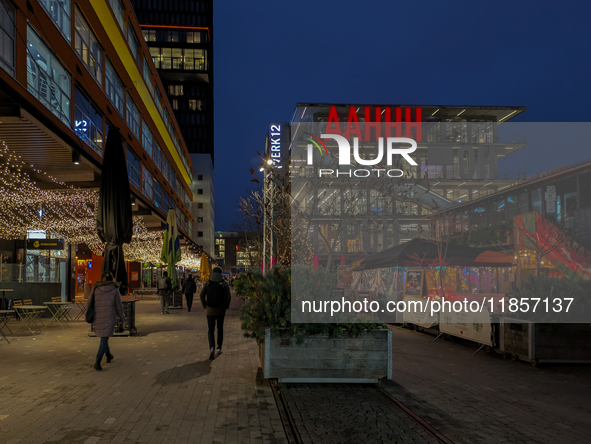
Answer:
(353, 238, 513, 271)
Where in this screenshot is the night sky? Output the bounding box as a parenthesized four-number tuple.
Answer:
(213, 0, 591, 230)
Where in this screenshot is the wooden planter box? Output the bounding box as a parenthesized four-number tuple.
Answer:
(498, 318, 591, 365)
(260, 328, 392, 383)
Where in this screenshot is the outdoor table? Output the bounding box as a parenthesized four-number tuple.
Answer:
(0, 289, 14, 310)
(0, 309, 14, 344)
(12, 305, 47, 335)
(43, 302, 75, 328)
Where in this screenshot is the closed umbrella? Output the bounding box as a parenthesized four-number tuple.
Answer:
(200, 253, 210, 282)
(160, 209, 181, 289)
(96, 127, 133, 293)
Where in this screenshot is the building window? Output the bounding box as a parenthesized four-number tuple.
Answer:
(107, 0, 125, 31)
(153, 180, 162, 208)
(127, 23, 140, 64)
(38, 0, 71, 43)
(186, 31, 201, 43)
(188, 99, 203, 111)
(143, 57, 154, 96)
(172, 99, 178, 110)
(162, 155, 171, 185)
(141, 119, 153, 158)
(75, 8, 103, 87)
(197, 189, 203, 195)
(148, 47, 207, 71)
(74, 87, 103, 156)
(142, 29, 156, 42)
(26, 26, 71, 125)
(215, 238, 225, 257)
(152, 142, 161, 171)
(0, 0, 15, 77)
(197, 174, 203, 181)
(126, 148, 140, 189)
(105, 58, 124, 116)
(126, 93, 140, 139)
(167, 85, 184, 96)
(197, 231, 203, 237)
(142, 166, 153, 199)
(197, 217, 203, 223)
(197, 203, 203, 209)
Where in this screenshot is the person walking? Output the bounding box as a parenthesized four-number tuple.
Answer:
(87, 271, 126, 371)
(157, 271, 172, 314)
(181, 274, 197, 311)
(200, 266, 231, 360)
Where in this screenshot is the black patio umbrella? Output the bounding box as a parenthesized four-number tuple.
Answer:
(96, 127, 133, 294)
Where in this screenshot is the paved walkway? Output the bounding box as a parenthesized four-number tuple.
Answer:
(381, 325, 591, 444)
(0, 294, 287, 444)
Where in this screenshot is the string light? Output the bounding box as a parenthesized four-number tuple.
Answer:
(0, 140, 180, 265)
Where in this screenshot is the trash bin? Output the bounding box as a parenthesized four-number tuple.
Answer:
(169, 290, 183, 309)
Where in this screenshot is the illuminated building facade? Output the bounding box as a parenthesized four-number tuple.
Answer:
(0, 0, 195, 298)
(289, 103, 526, 266)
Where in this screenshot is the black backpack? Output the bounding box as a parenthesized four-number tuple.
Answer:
(206, 281, 226, 308)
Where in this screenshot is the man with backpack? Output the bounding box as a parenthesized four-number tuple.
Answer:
(200, 266, 231, 359)
(181, 274, 197, 311)
(157, 271, 172, 314)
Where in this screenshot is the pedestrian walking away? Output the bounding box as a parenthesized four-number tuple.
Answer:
(87, 271, 126, 371)
(200, 266, 231, 360)
(181, 274, 197, 311)
(158, 271, 172, 314)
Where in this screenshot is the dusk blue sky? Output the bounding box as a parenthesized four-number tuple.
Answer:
(213, 0, 591, 231)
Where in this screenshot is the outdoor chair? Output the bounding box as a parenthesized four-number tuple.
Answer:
(74, 298, 87, 321)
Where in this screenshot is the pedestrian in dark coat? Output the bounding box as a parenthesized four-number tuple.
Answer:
(87, 271, 126, 371)
(200, 266, 231, 360)
(181, 274, 197, 311)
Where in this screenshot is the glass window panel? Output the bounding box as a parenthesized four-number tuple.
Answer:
(0, 0, 15, 77)
(142, 165, 153, 199)
(26, 26, 71, 124)
(74, 8, 102, 86)
(142, 119, 153, 157)
(126, 93, 140, 139)
(105, 58, 124, 116)
(126, 147, 140, 189)
(38, 0, 71, 42)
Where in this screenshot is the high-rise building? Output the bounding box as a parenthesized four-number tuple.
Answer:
(130, 0, 214, 163)
(130, 0, 215, 252)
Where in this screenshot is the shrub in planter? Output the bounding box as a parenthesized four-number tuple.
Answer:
(515, 275, 590, 322)
(236, 266, 386, 345)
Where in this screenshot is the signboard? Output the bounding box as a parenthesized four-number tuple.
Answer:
(402, 295, 438, 328)
(440, 309, 492, 346)
(26, 239, 64, 250)
(131, 272, 139, 281)
(545, 186, 556, 214)
(403, 269, 425, 297)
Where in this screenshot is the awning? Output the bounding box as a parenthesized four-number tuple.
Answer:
(353, 238, 513, 271)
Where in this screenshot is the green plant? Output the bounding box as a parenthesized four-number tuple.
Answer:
(237, 266, 386, 344)
(517, 275, 590, 322)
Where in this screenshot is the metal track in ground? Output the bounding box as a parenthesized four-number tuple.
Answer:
(271, 380, 454, 444)
(269, 379, 304, 444)
(377, 386, 455, 444)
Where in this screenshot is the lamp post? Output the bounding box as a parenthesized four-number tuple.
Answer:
(261, 158, 274, 275)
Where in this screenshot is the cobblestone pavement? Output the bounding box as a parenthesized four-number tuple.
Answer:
(282, 384, 438, 444)
(0, 294, 287, 444)
(382, 325, 591, 444)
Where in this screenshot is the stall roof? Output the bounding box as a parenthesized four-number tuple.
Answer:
(353, 238, 513, 271)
